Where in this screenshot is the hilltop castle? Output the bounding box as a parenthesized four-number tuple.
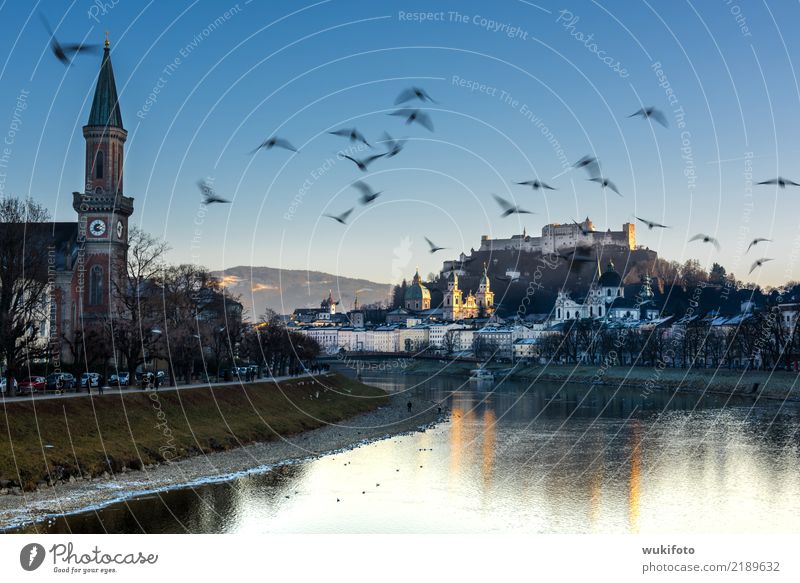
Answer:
(477, 217, 634, 254)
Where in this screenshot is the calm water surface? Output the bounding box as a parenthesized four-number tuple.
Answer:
(18, 371, 800, 533)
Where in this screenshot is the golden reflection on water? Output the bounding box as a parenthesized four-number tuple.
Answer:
(628, 420, 642, 534)
(481, 407, 497, 500)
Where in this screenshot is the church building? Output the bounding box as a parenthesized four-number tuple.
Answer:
(48, 36, 133, 363)
(442, 265, 494, 321)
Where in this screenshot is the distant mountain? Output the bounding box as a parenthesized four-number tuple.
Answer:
(211, 266, 392, 318)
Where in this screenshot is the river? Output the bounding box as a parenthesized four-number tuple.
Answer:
(13, 369, 800, 533)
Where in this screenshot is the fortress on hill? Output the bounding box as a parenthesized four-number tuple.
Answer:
(476, 218, 635, 255)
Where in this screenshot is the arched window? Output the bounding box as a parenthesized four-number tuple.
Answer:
(606, 289, 611, 296)
(557, 308, 561, 319)
(95, 150, 104, 179)
(89, 265, 103, 306)
(617, 289, 621, 296)
(598, 306, 603, 316)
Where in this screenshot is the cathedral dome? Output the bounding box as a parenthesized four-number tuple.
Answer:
(405, 269, 431, 303)
(599, 260, 621, 288)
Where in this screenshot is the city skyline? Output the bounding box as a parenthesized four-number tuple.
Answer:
(0, 1, 798, 287)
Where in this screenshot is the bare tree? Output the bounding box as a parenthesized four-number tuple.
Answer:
(0, 198, 52, 389)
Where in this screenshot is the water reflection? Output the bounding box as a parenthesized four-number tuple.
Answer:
(15, 371, 800, 534)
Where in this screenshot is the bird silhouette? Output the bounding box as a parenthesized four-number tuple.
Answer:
(588, 177, 622, 196)
(249, 136, 297, 154)
(342, 153, 385, 172)
(635, 216, 670, 230)
(746, 237, 772, 253)
(352, 180, 382, 204)
(388, 108, 434, 131)
(573, 220, 595, 235)
(197, 180, 230, 204)
(40, 15, 99, 65)
(323, 208, 354, 225)
(380, 132, 406, 158)
(494, 274, 518, 282)
(425, 237, 447, 254)
(329, 127, 370, 147)
(749, 258, 774, 274)
(689, 233, 721, 251)
(628, 106, 669, 128)
(492, 193, 534, 217)
(573, 155, 601, 178)
(395, 86, 436, 104)
(516, 179, 556, 191)
(756, 177, 800, 188)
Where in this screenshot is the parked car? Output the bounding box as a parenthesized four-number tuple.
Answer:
(109, 372, 130, 386)
(0, 377, 18, 394)
(19, 377, 47, 393)
(46, 373, 76, 391)
(80, 372, 102, 388)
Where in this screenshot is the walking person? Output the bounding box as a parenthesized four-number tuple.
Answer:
(407, 401, 413, 413)
(154, 372, 160, 391)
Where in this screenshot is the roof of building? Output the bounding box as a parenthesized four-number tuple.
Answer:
(405, 268, 431, 302)
(598, 260, 622, 288)
(88, 43, 123, 128)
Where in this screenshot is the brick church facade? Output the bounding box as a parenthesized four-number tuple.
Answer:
(49, 37, 133, 364)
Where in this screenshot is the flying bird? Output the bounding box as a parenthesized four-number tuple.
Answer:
(197, 180, 230, 204)
(492, 193, 534, 217)
(558, 248, 595, 272)
(516, 179, 556, 191)
(40, 14, 99, 65)
(249, 136, 297, 154)
(342, 153, 386, 172)
(689, 233, 721, 251)
(380, 132, 406, 158)
(573, 155, 601, 178)
(749, 258, 774, 274)
(746, 237, 772, 253)
(329, 127, 371, 147)
(635, 216, 670, 230)
(388, 108, 434, 131)
(424, 237, 447, 254)
(756, 177, 800, 188)
(395, 86, 436, 104)
(588, 177, 622, 196)
(323, 208, 354, 225)
(352, 180, 382, 204)
(573, 220, 595, 235)
(628, 106, 669, 128)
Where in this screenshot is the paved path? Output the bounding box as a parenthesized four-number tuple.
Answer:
(0, 371, 323, 403)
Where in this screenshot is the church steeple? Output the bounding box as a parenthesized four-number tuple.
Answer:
(81, 33, 128, 198)
(88, 36, 123, 129)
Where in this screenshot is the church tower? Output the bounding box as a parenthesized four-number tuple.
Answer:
(475, 263, 495, 316)
(73, 35, 134, 318)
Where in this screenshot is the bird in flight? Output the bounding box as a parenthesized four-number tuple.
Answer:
(756, 177, 800, 188)
(573, 220, 595, 235)
(388, 108, 434, 131)
(40, 14, 99, 65)
(516, 179, 556, 191)
(746, 237, 772, 253)
(342, 153, 385, 172)
(329, 128, 371, 147)
(749, 258, 774, 274)
(197, 180, 230, 204)
(352, 180, 382, 205)
(588, 177, 622, 196)
(395, 86, 436, 104)
(573, 155, 601, 179)
(323, 208, 354, 225)
(380, 132, 406, 158)
(492, 193, 534, 217)
(628, 106, 669, 128)
(689, 233, 721, 251)
(635, 216, 670, 230)
(425, 237, 447, 254)
(249, 136, 297, 154)
(558, 248, 595, 272)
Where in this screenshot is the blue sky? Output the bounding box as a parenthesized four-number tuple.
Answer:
(1, 0, 798, 287)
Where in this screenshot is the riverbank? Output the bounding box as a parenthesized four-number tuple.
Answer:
(0, 373, 444, 531)
(401, 359, 800, 401)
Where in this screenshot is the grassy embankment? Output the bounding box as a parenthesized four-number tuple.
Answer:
(0, 373, 387, 491)
(402, 359, 800, 400)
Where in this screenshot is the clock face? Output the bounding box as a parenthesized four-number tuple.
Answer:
(116, 220, 124, 239)
(89, 219, 106, 237)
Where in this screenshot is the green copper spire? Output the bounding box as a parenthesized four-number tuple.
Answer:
(87, 34, 123, 129)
